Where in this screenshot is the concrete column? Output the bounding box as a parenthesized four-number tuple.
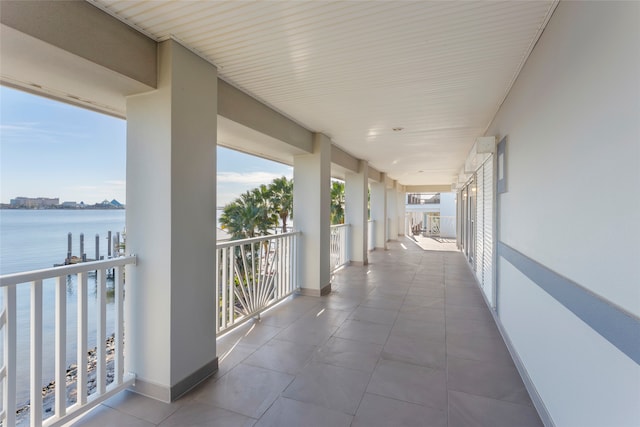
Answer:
(397, 185, 406, 237)
(125, 40, 218, 402)
(387, 185, 398, 240)
(345, 160, 369, 265)
(294, 133, 331, 296)
(370, 175, 387, 250)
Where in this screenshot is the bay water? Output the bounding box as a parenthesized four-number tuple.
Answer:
(0, 209, 125, 406)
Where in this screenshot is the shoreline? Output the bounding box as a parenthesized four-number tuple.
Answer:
(16, 334, 117, 426)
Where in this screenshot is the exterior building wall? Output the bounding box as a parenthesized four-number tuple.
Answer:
(486, 2, 640, 425)
(438, 192, 456, 238)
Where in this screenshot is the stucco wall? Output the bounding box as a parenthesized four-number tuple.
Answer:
(486, 2, 640, 425)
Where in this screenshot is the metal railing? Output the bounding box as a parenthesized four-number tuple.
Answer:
(368, 220, 375, 251)
(330, 224, 350, 272)
(0, 256, 136, 427)
(216, 232, 299, 335)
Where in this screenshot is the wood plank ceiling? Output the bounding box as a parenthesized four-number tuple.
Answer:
(89, 0, 557, 186)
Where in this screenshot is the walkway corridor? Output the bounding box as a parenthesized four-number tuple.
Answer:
(72, 239, 542, 427)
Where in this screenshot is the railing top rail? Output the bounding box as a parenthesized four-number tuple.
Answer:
(216, 230, 300, 249)
(330, 223, 350, 229)
(0, 255, 137, 287)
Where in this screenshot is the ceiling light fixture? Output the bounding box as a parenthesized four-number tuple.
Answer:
(392, 127, 404, 132)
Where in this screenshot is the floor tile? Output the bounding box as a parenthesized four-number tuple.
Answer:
(445, 304, 494, 323)
(403, 296, 445, 310)
(214, 343, 257, 379)
(103, 389, 181, 424)
(299, 307, 351, 326)
(446, 332, 514, 365)
(67, 405, 155, 427)
(255, 397, 352, 427)
(445, 313, 501, 339)
(312, 336, 383, 372)
(243, 339, 316, 375)
(360, 295, 404, 310)
(334, 319, 392, 345)
(367, 358, 447, 409)
(447, 356, 532, 406)
(448, 390, 542, 427)
(382, 334, 446, 369)
(398, 305, 445, 323)
(282, 362, 370, 415)
(390, 317, 446, 342)
(352, 393, 447, 427)
(158, 402, 256, 427)
(407, 286, 445, 297)
(276, 317, 338, 346)
(228, 322, 283, 349)
(348, 306, 398, 325)
(193, 363, 294, 418)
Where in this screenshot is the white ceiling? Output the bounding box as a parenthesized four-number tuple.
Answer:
(89, 0, 557, 186)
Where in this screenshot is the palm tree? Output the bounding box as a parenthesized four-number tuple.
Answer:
(330, 180, 345, 225)
(250, 184, 278, 236)
(269, 177, 293, 233)
(220, 191, 264, 239)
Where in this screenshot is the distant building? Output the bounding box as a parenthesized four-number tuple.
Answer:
(9, 197, 59, 209)
(95, 199, 125, 209)
(61, 201, 78, 208)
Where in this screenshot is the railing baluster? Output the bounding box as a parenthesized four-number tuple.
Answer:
(214, 232, 300, 336)
(221, 248, 228, 330)
(77, 272, 88, 405)
(3, 285, 17, 427)
(278, 238, 283, 298)
(96, 269, 107, 395)
(114, 265, 125, 385)
(55, 276, 66, 419)
(215, 250, 221, 333)
(31, 280, 43, 427)
(225, 248, 232, 325)
(251, 242, 256, 311)
(0, 256, 136, 426)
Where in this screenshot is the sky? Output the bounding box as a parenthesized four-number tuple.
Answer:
(0, 86, 292, 206)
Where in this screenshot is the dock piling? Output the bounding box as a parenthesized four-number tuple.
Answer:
(67, 232, 72, 261)
(80, 233, 86, 262)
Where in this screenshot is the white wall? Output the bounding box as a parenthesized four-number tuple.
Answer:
(439, 192, 456, 238)
(486, 2, 640, 425)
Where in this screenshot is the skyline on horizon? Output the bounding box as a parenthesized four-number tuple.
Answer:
(0, 86, 292, 207)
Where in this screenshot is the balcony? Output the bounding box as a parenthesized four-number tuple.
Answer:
(61, 239, 541, 426)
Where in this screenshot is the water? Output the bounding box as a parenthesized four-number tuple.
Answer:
(0, 209, 125, 406)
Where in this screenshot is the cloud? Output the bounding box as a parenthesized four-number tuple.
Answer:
(0, 121, 88, 143)
(217, 171, 290, 185)
(0, 123, 40, 131)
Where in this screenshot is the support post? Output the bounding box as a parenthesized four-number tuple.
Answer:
(126, 39, 218, 401)
(387, 185, 398, 240)
(370, 175, 387, 250)
(345, 160, 368, 265)
(397, 184, 406, 237)
(294, 133, 331, 296)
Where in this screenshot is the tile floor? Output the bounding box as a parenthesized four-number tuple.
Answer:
(66, 238, 542, 427)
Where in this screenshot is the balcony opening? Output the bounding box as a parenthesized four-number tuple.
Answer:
(0, 85, 128, 426)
